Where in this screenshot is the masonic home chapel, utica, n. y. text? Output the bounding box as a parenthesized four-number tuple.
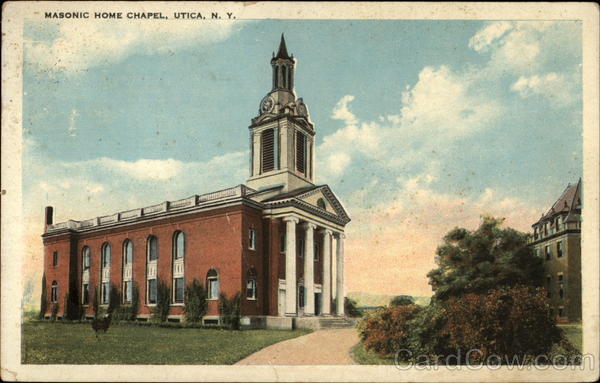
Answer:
(41, 35, 352, 330)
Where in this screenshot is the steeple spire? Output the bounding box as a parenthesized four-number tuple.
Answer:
(275, 33, 291, 59)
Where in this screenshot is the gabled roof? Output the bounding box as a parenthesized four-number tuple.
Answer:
(536, 178, 581, 223)
(263, 184, 351, 225)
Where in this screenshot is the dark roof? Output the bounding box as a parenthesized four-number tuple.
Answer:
(274, 34, 291, 60)
(261, 185, 320, 202)
(538, 178, 581, 222)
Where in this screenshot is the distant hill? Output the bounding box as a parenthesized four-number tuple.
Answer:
(347, 292, 431, 307)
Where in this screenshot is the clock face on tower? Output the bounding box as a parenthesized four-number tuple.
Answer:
(260, 95, 274, 114)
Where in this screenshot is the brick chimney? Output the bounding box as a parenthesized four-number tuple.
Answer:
(44, 206, 53, 232)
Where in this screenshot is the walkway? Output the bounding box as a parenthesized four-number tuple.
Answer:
(235, 328, 359, 365)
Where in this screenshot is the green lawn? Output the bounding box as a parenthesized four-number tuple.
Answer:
(351, 342, 396, 365)
(558, 323, 582, 352)
(22, 321, 310, 364)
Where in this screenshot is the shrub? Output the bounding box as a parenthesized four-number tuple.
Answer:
(92, 286, 100, 319)
(359, 304, 422, 357)
(108, 284, 121, 315)
(50, 302, 59, 321)
(344, 297, 362, 317)
(406, 301, 452, 361)
(390, 295, 414, 307)
(184, 279, 207, 323)
(130, 281, 140, 320)
(219, 292, 241, 330)
(152, 279, 171, 322)
(440, 285, 561, 364)
(39, 273, 47, 319)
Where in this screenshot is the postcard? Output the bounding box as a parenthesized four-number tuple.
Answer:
(1, 1, 599, 382)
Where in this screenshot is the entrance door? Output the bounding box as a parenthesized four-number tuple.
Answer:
(278, 289, 285, 316)
(315, 293, 321, 315)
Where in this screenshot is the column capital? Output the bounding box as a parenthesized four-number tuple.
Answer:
(283, 216, 300, 224)
(335, 232, 346, 239)
(319, 228, 333, 236)
(302, 222, 317, 230)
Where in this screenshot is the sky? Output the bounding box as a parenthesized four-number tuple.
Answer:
(22, 19, 582, 303)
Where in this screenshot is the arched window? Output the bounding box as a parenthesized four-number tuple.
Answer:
(146, 236, 158, 304)
(122, 240, 133, 303)
(82, 247, 91, 270)
(207, 269, 219, 300)
(246, 268, 257, 300)
(101, 243, 111, 268)
(261, 128, 275, 173)
(173, 232, 185, 260)
(282, 66, 287, 88)
(317, 198, 327, 211)
(100, 243, 111, 304)
(147, 236, 158, 262)
(172, 232, 185, 304)
(51, 281, 58, 303)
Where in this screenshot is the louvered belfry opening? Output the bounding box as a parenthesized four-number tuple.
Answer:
(261, 128, 275, 173)
(296, 130, 306, 174)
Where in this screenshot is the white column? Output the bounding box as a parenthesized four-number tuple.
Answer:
(321, 229, 332, 315)
(303, 223, 316, 315)
(336, 234, 345, 316)
(284, 216, 299, 316)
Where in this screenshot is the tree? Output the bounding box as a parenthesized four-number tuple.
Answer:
(184, 278, 207, 323)
(390, 295, 414, 307)
(427, 216, 543, 301)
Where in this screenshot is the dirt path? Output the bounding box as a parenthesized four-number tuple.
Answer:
(235, 328, 359, 365)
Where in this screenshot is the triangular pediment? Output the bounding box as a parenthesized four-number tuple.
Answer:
(294, 185, 351, 224)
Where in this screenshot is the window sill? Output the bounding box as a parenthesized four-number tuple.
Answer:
(207, 298, 219, 301)
(247, 298, 257, 301)
(170, 303, 184, 306)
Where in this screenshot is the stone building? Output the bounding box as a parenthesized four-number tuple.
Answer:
(41, 35, 351, 329)
(529, 179, 581, 323)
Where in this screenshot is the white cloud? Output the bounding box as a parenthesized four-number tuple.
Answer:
(511, 73, 574, 107)
(468, 21, 514, 52)
(25, 20, 241, 72)
(96, 157, 184, 180)
(331, 95, 358, 126)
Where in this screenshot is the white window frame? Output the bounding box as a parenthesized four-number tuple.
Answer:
(173, 277, 185, 304)
(246, 279, 257, 300)
(82, 282, 89, 305)
(83, 247, 91, 270)
(249, 228, 256, 250)
(207, 271, 219, 300)
(147, 279, 158, 305)
(51, 281, 58, 303)
(101, 281, 110, 305)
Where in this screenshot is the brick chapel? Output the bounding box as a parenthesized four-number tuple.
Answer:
(41, 35, 351, 329)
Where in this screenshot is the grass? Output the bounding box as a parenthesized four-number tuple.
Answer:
(558, 323, 582, 352)
(351, 342, 396, 365)
(22, 321, 310, 364)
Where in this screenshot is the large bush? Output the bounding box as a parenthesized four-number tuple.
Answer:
(184, 279, 207, 323)
(344, 297, 362, 317)
(440, 285, 561, 363)
(358, 304, 422, 357)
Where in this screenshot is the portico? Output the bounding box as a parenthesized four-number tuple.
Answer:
(280, 214, 345, 317)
